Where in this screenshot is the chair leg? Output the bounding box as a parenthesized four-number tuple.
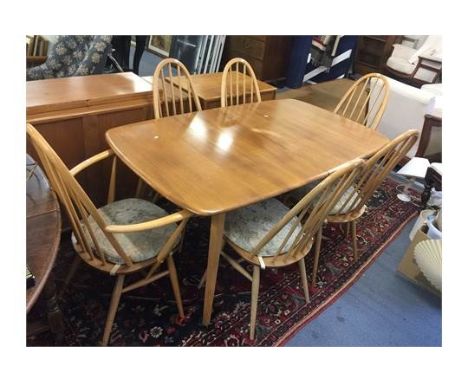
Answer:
(101, 274, 125, 346)
(135, 178, 145, 198)
(176, 229, 186, 254)
(312, 225, 323, 288)
(345, 222, 350, 238)
(59, 255, 81, 298)
(167, 254, 185, 318)
(150, 191, 161, 203)
(136, 178, 160, 201)
(351, 220, 358, 259)
(250, 266, 261, 341)
(298, 258, 310, 303)
(198, 270, 207, 289)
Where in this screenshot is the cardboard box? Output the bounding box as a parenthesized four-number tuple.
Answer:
(397, 224, 440, 296)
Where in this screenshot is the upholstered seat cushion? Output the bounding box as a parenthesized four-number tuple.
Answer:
(421, 83, 443, 118)
(224, 198, 302, 257)
(386, 56, 415, 75)
(285, 181, 360, 215)
(329, 186, 361, 215)
(72, 198, 177, 264)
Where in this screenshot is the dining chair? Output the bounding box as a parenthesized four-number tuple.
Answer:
(152, 57, 202, 119)
(334, 73, 390, 130)
(326, 130, 419, 262)
(136, 58, 203, 200)
(221, 57, 261, 107)
(27, 123, 192, 346)
(216, 157, 364, 340)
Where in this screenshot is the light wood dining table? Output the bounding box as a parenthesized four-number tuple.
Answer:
(105, 98, 389, 325)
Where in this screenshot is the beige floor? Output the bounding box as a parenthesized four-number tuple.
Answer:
(277, 78, 354, 111)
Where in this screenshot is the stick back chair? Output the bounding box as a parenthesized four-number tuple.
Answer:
(326, 130, 419, 260)
(152, 58, 202, 119)
(218, 158, 364, 340)
(334, 73, 390, 130)
(221, 57, 261, 107)
(27, 123, 192, 346)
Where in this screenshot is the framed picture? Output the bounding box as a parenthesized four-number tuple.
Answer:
(147, 36, 172, 57)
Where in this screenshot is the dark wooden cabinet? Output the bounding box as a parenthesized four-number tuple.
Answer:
(354, 35, 399, 75)
(222, 36, 292, 82)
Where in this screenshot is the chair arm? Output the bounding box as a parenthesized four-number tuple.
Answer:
(391, 44, 417, 60)
(419, 53, 442, 63)
(105, 210, 193, 233)
(27, 55, 47, 67)
(70, 149, 114, 176)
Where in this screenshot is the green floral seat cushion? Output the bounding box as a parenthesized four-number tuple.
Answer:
(72, 198, 177, 264)
(287, 181, 361, 215)
(224, 198, 302, 257)
(329, 186, 361, 215)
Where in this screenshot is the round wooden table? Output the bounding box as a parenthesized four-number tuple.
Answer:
(26, 154, 63, 340)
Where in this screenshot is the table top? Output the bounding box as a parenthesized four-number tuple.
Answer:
(142, 72, 276, 102)
(27, 72, 153, 116)
(106, 99, 389, 216)
(26, 155, 61, 312)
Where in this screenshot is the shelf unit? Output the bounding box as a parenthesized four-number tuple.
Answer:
(354, 35, 399, 75)
(221, 36, 292, 83)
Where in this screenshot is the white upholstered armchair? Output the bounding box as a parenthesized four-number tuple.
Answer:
(375, 75, 442, 160)
(385, 35, 442, 87)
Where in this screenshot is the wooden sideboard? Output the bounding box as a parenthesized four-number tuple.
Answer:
(27, 72, 154, 207)
(222, 36, 292, 82)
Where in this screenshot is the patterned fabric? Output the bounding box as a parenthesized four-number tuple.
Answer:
(329, 186, 362, 215)
(224, 198, 302, 257)
(287, 182, 361, 215)
(27, 35, 112, 81)
(72, 198, 177, 264)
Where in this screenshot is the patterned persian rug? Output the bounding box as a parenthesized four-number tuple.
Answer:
(27, 178, 419, 346)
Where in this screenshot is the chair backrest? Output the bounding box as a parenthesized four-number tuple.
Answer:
(152, 58, 202, 119)
(250, 158, 365, 259)
(26, 35, 112, 81)
(26, 123, 134, 267)
(334, 73, 389, 130)
(330, 130, 419, 216)
(221, 58, 261, 107)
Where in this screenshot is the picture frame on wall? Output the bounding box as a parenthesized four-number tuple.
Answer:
(147, 36, 172, 57)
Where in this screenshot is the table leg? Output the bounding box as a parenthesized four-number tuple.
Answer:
(43, 277, 65, 344)
(27, 276, 65, 345)
(202, 213, 225, 326)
